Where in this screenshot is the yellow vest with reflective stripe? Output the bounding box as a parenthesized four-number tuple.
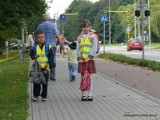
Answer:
(36, 45, 51, 69)
(79, 35, 93, 59)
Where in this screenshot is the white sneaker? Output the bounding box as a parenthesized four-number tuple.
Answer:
(42, 97, 47, 101)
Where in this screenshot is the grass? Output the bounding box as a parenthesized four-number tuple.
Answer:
(149, 43, 160, 49)
(98, 53, 160, 71)
(100, 42, 160, 49)
(100, 43, 124, 46)
(0, 54, 29, 120)
(0, 50, 19, 61)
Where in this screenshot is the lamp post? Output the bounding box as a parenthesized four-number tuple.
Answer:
(109, 0, 111, 46)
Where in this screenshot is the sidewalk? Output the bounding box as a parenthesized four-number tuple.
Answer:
(28, 56, 160, 120)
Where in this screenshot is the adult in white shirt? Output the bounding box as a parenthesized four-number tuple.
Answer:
(28, 32, 34, 48)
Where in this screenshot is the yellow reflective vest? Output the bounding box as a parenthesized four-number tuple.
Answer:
(78, 32, 95, 59)
(36, 44, 51, 69)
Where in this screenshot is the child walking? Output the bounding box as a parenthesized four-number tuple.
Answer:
(77, 19, 97, 101)
(30, 30, 55, 101)
(67, 42, 78, 81)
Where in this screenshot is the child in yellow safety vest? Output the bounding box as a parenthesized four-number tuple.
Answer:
(77, 19, 97, 101)
(30, 30, 55, 102)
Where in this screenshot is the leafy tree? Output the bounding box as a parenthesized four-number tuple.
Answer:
(150, 0, 160, 42)
(63, 0, 160, 43)
(0, 0, 47, 49)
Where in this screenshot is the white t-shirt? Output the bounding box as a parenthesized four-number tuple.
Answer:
(28, 34, 34, 47)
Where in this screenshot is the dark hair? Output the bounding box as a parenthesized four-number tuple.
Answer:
(34, 30, 44, 38)
(81, 19, 91, 28)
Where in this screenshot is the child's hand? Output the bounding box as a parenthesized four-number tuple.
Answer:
(78, 59, 83, 63)
(63, 48, 67, 55)
(84, 58, 90, 62)
(34, 55, 39, 59)
(44, 63, 49, 69)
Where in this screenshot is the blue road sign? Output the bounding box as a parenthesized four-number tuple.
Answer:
(59, 14, 66, 21)
(101, 14, 108, 22)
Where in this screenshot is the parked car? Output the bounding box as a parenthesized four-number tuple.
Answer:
(127, 38, 143, 51)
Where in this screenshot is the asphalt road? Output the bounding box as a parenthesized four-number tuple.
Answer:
(100, 46, 160, 62)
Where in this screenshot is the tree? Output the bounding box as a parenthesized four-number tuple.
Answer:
(64, 0, 135, 43)
(63, 0, 160, 43)
(150, 0, 160, 42)
(0, 0, 47, 42)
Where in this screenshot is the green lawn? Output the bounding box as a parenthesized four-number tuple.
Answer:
(149, 43, 160, 49)
(0, 55, 29, 120)
(100, 42, 160, 49)
(0, 50, 19, 62)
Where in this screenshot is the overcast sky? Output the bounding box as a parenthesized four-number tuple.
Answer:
(46, 0, 100, 18)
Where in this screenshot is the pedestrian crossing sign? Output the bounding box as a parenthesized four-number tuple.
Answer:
(101, 14, 108, 22)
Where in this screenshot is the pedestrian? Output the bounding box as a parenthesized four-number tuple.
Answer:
(28, 32, 34, 49)
(28, 32, 35, 78)
(77, 19, 97, 101)
(66, 42, 78, 81)
(37, 13, 63, 82)
(30, 30, 55, 101)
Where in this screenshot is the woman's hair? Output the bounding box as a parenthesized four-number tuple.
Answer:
(34, 30, 44, 38)
(81, 19, 91, 28)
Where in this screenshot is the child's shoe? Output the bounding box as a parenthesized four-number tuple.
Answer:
(42, 97, 47, 101)
(32, 96, 38, 101)
(50, 78, 56, 82)
(81, 96, 88, 101)
(72, 75, 75, 81)
(88, 96, 93, 101)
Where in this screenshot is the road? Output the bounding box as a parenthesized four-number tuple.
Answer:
(100, 45, 160, 62)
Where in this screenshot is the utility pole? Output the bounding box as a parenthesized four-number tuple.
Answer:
(103, 22, 106, 53)
(141, 0, 145, 59)
(148, 0, 151, 48)
(135, 0, 150, 60)
(109, 0, 111, 46)
(134, 0, 137, 38)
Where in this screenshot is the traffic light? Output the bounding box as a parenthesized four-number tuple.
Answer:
(145, 10, 150, 17)
(135, 10, 140, 17)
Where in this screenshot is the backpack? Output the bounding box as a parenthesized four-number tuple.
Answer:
(78, 31, 100, 54)
(90, 29, 100, 54)
(33, 42, 50, 57)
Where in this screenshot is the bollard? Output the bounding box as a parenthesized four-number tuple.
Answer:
(17, 39, 24, 60)
(5, 41, 9, 59)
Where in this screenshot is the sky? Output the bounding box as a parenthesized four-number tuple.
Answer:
(46, 0, 100, 19)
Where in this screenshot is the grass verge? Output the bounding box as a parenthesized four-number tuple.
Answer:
(98, 53, 160, 71)
(0, 50, 19, 60)
(149, 43, 160, 49)
(0, 55, 29, 120)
